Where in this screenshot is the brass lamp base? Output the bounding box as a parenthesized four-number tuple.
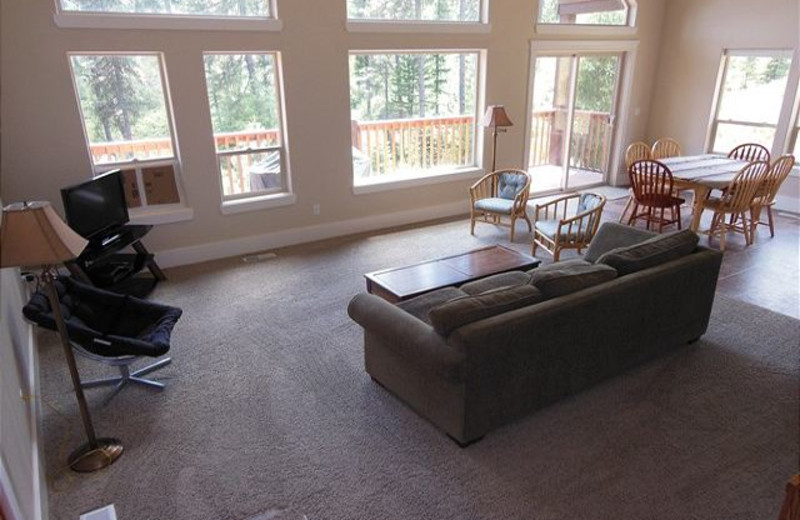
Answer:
(68, 438, 124, 473)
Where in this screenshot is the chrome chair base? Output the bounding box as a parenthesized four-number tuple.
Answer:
(81, 357, 171, 405)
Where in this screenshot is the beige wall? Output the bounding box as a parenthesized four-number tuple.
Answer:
(647, 0, 800, 154)
(1, 0, 665, 260)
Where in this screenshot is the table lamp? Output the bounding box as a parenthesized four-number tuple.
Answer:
(0, 201, 123, 472)
(482, 105, 514, 173)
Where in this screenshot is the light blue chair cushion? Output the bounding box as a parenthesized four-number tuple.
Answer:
(497, 172, 528, 200)
(474, 197, 515, 215)
(534, 220, 590, 241)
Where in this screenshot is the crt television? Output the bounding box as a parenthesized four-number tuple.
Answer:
(61, 169, 130, 241)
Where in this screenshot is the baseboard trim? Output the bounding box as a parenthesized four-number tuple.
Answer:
(155, 201, 469, 268)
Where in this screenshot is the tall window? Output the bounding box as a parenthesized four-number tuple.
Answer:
(70, 53, 183, 210)
(347, 0, 482, 22)
(59, 0, 272, 17)
(709, 51, 793, 154)
(203, 53, 287, 200)
(349, 51, 480, 186)
(538, 0, 631, 26)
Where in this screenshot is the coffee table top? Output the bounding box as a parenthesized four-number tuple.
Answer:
(364, 245, 541, 302)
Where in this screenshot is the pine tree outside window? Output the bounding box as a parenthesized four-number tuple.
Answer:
(59, 0, 272, 18)
(349, 51, 482, 187)
(347, 0, 483, 23)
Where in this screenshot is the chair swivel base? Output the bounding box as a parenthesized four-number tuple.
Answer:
(68, 437, 124, 473)
(82, 358, 171, 404)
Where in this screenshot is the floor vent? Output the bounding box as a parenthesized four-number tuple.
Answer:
(80, 505, 118, 520)
(242, 252, 278, 263)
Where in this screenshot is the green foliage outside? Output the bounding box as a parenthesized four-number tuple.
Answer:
(350, 53, 477, 121)
(71, 55, 170, 145)
(347, 0, 479, 21)
(575, 56, 619, 113)
(203, 54, 280, 149)
(61, 0, 270, 16)
(728, 56, 791, 89)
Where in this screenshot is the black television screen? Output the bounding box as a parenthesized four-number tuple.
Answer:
(61, 169, 129, 240)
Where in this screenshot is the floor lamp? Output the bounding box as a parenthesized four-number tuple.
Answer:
(0, 201, 123, 472)
(482, 105, 514, 173)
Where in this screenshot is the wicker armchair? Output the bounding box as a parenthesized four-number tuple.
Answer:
(470, 169, 532, 242)
(531, 192, 606, 261)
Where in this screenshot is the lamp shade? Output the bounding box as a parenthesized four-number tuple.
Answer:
(0, 201, 87, 268)
(482, 105, 514, 128)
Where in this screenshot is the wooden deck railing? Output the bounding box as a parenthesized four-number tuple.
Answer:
(352, 115, 475, 176)
(529, 109, 612, 172)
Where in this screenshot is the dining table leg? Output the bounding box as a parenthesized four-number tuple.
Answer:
(689, 185, 711, 232)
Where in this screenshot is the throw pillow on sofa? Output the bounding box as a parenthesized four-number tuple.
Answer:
(459, 271, 533, 295)
(428, 284, 544, 337)
(529, 259, 618, 299)
(596, 229, 699, 276)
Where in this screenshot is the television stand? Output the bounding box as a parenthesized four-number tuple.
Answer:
(66, 225, 166, 296)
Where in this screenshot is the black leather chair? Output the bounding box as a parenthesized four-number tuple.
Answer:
(24, 276, 182, 404)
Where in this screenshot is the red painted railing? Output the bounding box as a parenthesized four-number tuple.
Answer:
(529, 109, 612, 172)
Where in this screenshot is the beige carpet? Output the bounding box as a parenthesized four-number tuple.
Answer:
(37, 219, 799, 520)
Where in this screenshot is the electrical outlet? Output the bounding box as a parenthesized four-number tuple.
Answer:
(312, 203, 320, 216)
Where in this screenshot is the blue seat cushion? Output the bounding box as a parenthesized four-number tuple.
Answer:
(535, 219, 590, 241)
(474, 197, 515, 215)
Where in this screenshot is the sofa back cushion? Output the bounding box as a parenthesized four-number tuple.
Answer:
(428, 284, 544, 337)
(584, 222, 656, 263)
(529, 259, 618, 299)
(596, 229, 699, 276)
(396, 286, 467, 325)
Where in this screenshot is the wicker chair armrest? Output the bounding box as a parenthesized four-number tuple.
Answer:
(533, 193, 580, 220)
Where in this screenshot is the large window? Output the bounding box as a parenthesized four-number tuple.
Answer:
(203, 53, 288, 201)
(538, 0, 632, 26)
(347, 0, 482, 22)
(70, 53, 184, 210)
(708, 51, 793, 154)
(59, 0, 272, 18)
(349, 51, 480, 186)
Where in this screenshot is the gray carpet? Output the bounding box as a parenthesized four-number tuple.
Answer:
(37, 219, 799, 520)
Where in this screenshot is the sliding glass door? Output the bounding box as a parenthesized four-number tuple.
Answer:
(527, 51, 622, 193)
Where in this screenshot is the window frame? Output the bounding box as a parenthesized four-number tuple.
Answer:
(347, 48, 487, 193)
(54, 0, 282, 31)
(705, 48, 797, 158)
(346, 0, 490, 33)
(535, 0, 637, 36)
(201, 51, 294, 212)
(68, 51, 192, 223)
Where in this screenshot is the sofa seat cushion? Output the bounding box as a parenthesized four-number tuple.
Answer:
(597, 229, 699, 276)
(459, 271, 532, 295)
(396, 287, 467, 325)
(428, 285, 544, 337)
(529, 259, 617, 299)
(474, 198, 514, 215)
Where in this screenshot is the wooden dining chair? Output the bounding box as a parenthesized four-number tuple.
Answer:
(728, 143, 770, 163)
(699, 160, 770, 251)
(651, 138, 682, 160)
(628, 160, 685, 232)
(750, 154, 795, 237)
(619, 142, 652, 223)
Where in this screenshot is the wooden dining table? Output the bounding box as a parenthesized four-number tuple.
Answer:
(659, 154, 748, 231)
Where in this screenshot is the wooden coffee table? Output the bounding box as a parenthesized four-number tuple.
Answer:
(364, 245, 541, 303)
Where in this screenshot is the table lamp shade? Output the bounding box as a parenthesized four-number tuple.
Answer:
(482, 105, 513, 128)
(0, 201, 87, 268)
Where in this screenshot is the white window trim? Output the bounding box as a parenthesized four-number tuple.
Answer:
(54, 0, 281, 31)
(353, 167, 485, 195)
(523, 39, 639, 187)
(348, 49, 486, 192)
(535, 0, 637, 35)
(68, 51, 192, 215)
(203, 51, 294, 207)
(704, 48, 797, 158)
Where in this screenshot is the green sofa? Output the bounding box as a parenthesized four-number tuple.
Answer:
(348, 223, 723, 446)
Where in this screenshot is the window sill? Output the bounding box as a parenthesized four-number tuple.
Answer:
(353, 167, 484, 195)
(129, 205, 194, 225)
(54, 12, 283, 31)
(346, 21, 490, 34)
(220, 192, 296, 215)
(535, 24, 637, 37)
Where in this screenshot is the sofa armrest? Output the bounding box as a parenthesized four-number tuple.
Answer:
(348, 293, 465, 380)
(584, 222, 656, 263)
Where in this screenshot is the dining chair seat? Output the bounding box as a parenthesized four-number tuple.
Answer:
(474, 197, 515, 215)
(636, 193, 685, 209)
